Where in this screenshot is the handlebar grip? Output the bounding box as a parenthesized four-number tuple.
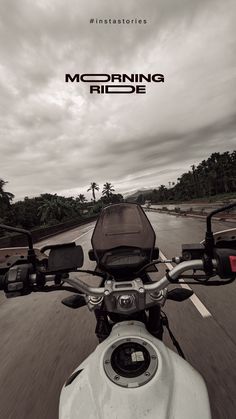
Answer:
(0, 265, 33, 297)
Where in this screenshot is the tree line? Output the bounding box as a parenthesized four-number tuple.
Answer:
(135, 151, 236, 204)
(0, 181, 123, 231)
(1, 150, 235, 230)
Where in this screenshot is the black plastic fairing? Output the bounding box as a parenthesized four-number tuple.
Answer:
(91, 204, 156, 275)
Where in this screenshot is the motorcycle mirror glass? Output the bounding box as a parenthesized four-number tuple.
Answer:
(167, 288, 193, 302)
(47, 245, 84, 272)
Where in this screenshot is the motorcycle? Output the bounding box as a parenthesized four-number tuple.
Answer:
(0, 202, 236, 419)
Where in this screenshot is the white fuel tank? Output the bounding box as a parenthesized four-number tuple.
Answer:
(59, 321, 211, 419)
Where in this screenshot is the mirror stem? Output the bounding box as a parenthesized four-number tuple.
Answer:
(205, 202, 236, 256)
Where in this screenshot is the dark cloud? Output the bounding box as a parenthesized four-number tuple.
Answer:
(0, 0, 235, 199)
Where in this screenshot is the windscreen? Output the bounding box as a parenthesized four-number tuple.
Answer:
(91, 203, 156, 263)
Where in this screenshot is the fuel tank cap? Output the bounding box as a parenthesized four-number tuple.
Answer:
(103, 337, 158, 388)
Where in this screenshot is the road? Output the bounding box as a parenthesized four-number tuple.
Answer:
(0, 214, 236, 419)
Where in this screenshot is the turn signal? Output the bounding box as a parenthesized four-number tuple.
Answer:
(214, 249, 236, 278)
(229, 256, 236, 273)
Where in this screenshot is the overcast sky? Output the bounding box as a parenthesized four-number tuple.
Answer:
(0, 0, 236, 200)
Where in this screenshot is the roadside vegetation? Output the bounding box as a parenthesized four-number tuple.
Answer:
(0, 182, 123, 234)
(132, 151, 236, 205)
(1, 150, 235, 235)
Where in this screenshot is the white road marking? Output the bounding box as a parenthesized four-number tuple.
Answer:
(159, 249, 212, 318)
(73, 226, 94, 242)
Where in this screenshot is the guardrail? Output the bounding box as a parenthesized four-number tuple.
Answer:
(144, 206, 236, 222)
(0, 216, 97, 248)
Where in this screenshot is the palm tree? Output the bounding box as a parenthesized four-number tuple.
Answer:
(87, 182, 99, 202)
(191, 164, 199, 198)
(77, 194, 87, 203)
(102, 182, 115, 198)
(0, 179, 14, 219)
(0, 179, 14, 207)
(37, 195, 73, 223)
(158, 185, 168, 201)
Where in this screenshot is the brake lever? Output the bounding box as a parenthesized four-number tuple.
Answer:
(34, 284, 83, 293)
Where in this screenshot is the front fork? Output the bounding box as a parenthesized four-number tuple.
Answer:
(94, 303, 185, 358)
(94, 308, 112, 343)
(147, 305, 164, 340)
(94, 304, 164, 343)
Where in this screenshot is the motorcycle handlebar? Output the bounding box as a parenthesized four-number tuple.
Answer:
(61, 259, 218, 296)
(0, 258, 219, 297)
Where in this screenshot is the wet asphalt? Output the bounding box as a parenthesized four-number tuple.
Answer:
(0, 214, 235, 419)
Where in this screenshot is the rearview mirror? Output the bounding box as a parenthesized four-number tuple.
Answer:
(47, 243, 84, 272)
